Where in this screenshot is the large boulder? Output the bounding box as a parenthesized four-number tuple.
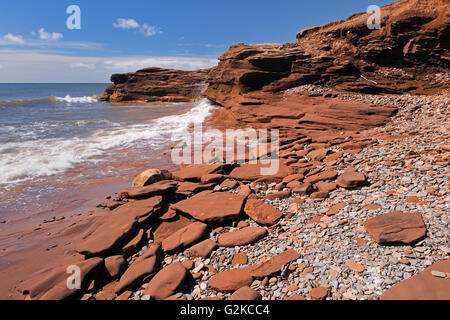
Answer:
(115, 245, 163, 294)
(161, 222, 208, 253)
(363, 211, 427, 245)
(381, 259, 450, 300)
(244, 199, 283, 226)
(172, 192, 246, 223)
(132, 169, 171, 187)
(77, 197, 163, 257)
(144, 262, 187, 300)
(218, 227, 268, 247)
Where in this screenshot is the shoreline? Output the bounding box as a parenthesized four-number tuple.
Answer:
(1, 87, 447, 300)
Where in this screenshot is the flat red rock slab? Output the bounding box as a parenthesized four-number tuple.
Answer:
(244, 199, 283, 226)
(144, 262, 187, 300)
(151, 214, 193, 244)
(363, 211, 427, 245)
(284, 294, 307, 300)
(218, 227, 268, 247)
(251, 249, 300, 279)
(176, 182, 215, 195)
(304, 169, 338, 184)
(309, 286, 329, 300)
(187, 238, 217, 258)
(209, 250, 300, 293)
(381, 259, 450, 300)
(173, 164, 225, 182)
(21, 257, 103, 300)
(209, 267, 255, 292)
(162, 222, 208, 253)
(119, 181, 178, 200)
(172, 192, 246, 223)
(230, 286, 262, 300)
(77, 196, 163, 257)
(336, 167, 367, 188)
(229, 161, 295, 182)
(115, 245, 163, 294)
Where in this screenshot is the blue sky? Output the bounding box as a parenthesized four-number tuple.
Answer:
(0, 0, 396, 82)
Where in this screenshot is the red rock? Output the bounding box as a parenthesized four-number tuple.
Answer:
(363, 211, 427, 244)
(144, 262, 187, 300)
(209, 267, 254, 292)
(104, 255, 127, 279)
(152, 214, 193, 244)
(381, 259, 450, 300)
(173, 164, 226, 182)
(323, 152, 343, 165)
(172, 192, 246, 223)
(364, 204, 382, 211)
(309, 286, 329, 300)
(345, 261, 365, 273)
(244, 199, 283, 226)
(187, 239, 217, 258)
(237, 185, 252, 197)
(232, 253, 249, 266)
(218, 227, 268, 247)
(181, 260, 194, 270)
(284, 294, 307, 300)
(264, 190, 291, 200)
(21, 257, 103, 300)
(201, 174, 224, 184)
(307, 148, 329, 161)
(315, 181, 337, 193)
(282, 174, 305, 183)
(336, 167, 367, 188)
(77, 197, 163, 257)
(102, 67, 209, 103)
(132, 169, 171, 187)
(292, 183, 314, 196)
(230, 287, 262, 300)
(220, 179, 240, 189)
(310, 191, 329, 199)
(162, 222, 208, 253)
(405, 196, 420, 203)
(119, 181, 178, 200)
(251, 249, 301, 279)
(115, 245, 163, 294)
(121, 228, 145, 255)
(176, 182, 215, 195)
(304, 169, 338, 184)
(229, 162, 295, 183)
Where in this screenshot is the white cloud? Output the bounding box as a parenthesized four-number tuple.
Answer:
(113, 18, 139, 29)
(0, 51, 218, 82)
(0, 64, 3, 69)
(69, 62, 96, 70)
(113, 18, 161, 37)
(3, 33, 25, 44)
(38, 28, 63, 41)
(140, 24, 162, 37)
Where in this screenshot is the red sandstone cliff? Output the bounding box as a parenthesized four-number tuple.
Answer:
(101, 67, 210, 103)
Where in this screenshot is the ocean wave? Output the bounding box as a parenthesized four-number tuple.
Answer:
(0, 99, 214, 184)
(0, 95, 98, 107)
(54, 95, 98, 104)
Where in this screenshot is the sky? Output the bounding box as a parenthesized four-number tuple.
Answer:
(0, 0, 396, 83)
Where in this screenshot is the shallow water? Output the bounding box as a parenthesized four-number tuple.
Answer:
(0, 83, 214, 229)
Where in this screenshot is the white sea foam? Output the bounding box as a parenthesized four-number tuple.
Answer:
(54, 95, 98, 104)
(0, 99, 214, 184)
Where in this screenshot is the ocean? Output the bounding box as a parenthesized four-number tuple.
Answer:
(0, 83, 213, 231)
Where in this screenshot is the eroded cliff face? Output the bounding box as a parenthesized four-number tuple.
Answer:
(101, 67, 210, 103)
(202, 0, 449, 140)
(205, 0, 449, 103)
